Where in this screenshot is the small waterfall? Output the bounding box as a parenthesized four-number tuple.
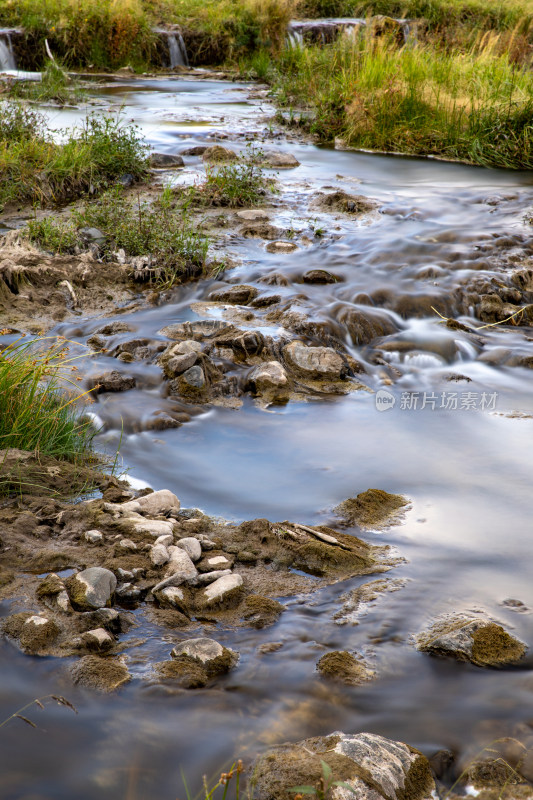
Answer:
(156, 29, 189, 69)
(286, 17, 411, 48)
(0, 29, 16, 72)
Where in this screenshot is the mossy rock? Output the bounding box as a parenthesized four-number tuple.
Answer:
(334, 489, 408, 529)
(155, 657, 209, 689)
(36, 573, 65, 598)
(416, 615, 526, 668)
(317, 651, 375, 685)
(70, 655, 131, 692)
(291, 539, 369, 577)
(241, 595, 284, 629)
(251, 732, 435, 800)
(3, 612, 60, 655)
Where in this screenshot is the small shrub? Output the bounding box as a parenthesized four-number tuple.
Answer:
(0, 102, 46, 142)
(8, 60, 84, 104)
(27, 216, 79, 253)
(189, 145, 273, 207)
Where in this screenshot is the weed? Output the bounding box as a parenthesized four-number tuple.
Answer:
(0, 336, 96, 460)
(0, 694, 78, 731)
(7, 60, 84, 104)
(181, 759, 244, 800)
(188, 145, 273, 208)
(290, 759, 356, 799)
(27, 215, 78, 253)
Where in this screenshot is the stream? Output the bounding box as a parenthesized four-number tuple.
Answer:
(1, 75, 533, 800)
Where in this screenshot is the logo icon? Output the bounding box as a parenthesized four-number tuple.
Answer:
(375, 389, 396, 412)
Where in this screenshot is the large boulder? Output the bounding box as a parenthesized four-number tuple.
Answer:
(416, 615, 526, 667)
(283, 340, 346, 381)
(251, 732, 435, 800)
(67, 568, 117, 610)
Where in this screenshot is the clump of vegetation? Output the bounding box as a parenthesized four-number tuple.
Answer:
(273, 35, 533, 168)
(0, 103, 149, 208)
(6, 60, 85, 104)
(187, 146, 273, 207)
(27, 186, 210, 287)
(0, 336, 95, 460)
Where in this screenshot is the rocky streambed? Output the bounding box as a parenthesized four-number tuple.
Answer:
(1, 73, 533, 799)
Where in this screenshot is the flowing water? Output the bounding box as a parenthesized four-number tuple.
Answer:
(2, 76, 533, 799)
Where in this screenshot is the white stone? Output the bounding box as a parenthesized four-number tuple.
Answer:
(118, 538, 137, 552)
(83, 627, 114, 650)
(120, 489, 180, 517)
(25, 615, 48, 626)
(171, 637, 224, 663)
(70, 567, 117, 610)
(154, 534, 174, 547)
(151, 543, 170, 566)
(200, 574, 243, 606)
(85, 529, 104, 544)
(208, 555, 231, 567)
(176, 537, 202, 562)
(156, 586, 186, 609)
(130, 517, 175, 538)
(194, 570, 232, 585)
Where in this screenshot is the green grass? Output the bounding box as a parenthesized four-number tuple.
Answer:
(0, 336, 95, 460)
(0, 103, 149, 208)
(186, 146, 273, 207)
(272, 35, 533, 168)
(28, 186, 210, 287)
(7, 60, 85, 104)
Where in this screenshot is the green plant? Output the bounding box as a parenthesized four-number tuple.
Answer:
(72, 185, 209, 287)
(0, 335, 96, 460)
(290, 759, 356, 799)
(188, 145, 272, 208)
(8, 59, 85, 104)
(27, 215, 79, 253)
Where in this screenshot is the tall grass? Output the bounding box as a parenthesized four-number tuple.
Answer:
(0, 337, 95, 460)
(273, 34, 533, 168)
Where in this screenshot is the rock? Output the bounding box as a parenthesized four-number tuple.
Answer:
(150, 543, 170, 566)
(154, 534, 174, 547)
(266, 241, 298, 253)
(303, 269, 339, 284)
(150, 152, 185, 168)
(144, 413, 182, 431)
(36, 573, 65, 599)
(334, 488, 408, 529)
(3, 614, 60, 655)
(177, 365, 205, 393)
(156, 586, 189, 612)
(67, 567, 117, 611)
(121, 489, 181, 517)
(240, 223, 282, 240)
(129, 517, 175, 538)
(196, 534, 217, 550)
(118, 538, 137, 552)
(197, 573, 243, 609)
(204, 554, 233, 570)
(317, 651, 375, 685)
(170, 637, 237, 676)
(70, 655, 131, 692)
(261, 151, 300, 168)
(85, 529, 104, 545)
(89, 371, 136, 394)
(246, 361, 289, 403)
(251, 732, 435, 800)
(283, 340, 346, 380)
(202, 145, 238, 163)
(257, 642, 283, 654)
(311, 190, 376, 214)
(161, 320, 230, 340)
(117, 568, 134, 581)
(82, 608, 121, 634)
(235, 209, 270, 222)
(241, 595, 284, 628)
(79, 227, 106, 244)
(152, 547, 197, 593)
(115, 583, 141, 602)
(176, 537, 202, 562)
(117, 173, 134, 187)
(208, 284, 259, 305)
(180, 145, 208, 156)
(81, 627, 114, 652)
(415, 615, 527, 667)
(172, 340, 203, 355)
(164, 351, 198, 377)
(194, 569, 232, 585)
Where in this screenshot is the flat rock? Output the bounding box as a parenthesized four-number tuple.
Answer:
(283, 340, 346, 380)
(235, 209, 270, 222)
(121, 489, 181, 517)
(261, 151, 300, 168)
(208, 284, 259, 305)
(266, 241, 298, 253)
(416, 615, 527, 667)
(251, 731, 435, 800)
(170, 637, 237, 675)
(130, 517, 175, 537)
(303, 269, 339, 284)
(67, 568, 117, 611)
(197, 573, 243, 609)
(150, 152, 185, 168)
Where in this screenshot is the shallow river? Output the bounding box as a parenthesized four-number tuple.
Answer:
(2, 76, 533, 800)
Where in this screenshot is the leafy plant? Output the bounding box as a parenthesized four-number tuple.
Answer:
(27, 215, 79, 253)
(290, 760, 356, 800)
(180, 759, 244, 800)
(188, 145, 273, 208)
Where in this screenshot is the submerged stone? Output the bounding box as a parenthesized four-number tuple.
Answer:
(283, 340, 346, 380)
(334, 488, 408, 529)
(317, 651, 375, 685)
